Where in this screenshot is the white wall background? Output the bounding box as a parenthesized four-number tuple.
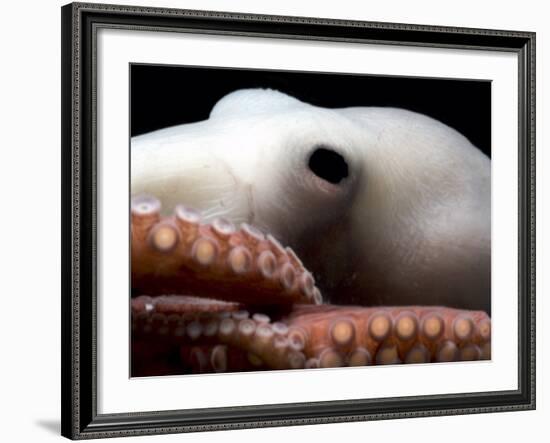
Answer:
(0, 0, 546, 441)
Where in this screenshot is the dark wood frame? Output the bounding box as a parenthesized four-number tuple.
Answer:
(61, 2, 536, 439)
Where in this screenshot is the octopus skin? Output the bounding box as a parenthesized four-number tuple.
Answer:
(130, 196, 491, 376)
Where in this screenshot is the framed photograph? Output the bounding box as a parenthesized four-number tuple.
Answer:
(61, 2, 535, 439)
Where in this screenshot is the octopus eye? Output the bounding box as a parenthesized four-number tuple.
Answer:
(308, 147, 349, 185)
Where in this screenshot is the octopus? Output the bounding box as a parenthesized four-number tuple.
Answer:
(130, 88, 491, 376)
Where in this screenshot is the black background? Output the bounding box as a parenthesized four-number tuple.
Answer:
(131, 64, 491, 157)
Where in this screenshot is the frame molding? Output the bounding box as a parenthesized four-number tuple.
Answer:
(61, 2, 535, 439)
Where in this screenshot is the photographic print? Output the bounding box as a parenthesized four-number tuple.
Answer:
(62, 3, 535, 437)
(129, 65, 492, 377)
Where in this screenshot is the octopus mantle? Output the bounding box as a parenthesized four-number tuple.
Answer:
(131, 195, 491, 376)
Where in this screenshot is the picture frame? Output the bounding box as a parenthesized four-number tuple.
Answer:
(61, 2, 536, 439)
